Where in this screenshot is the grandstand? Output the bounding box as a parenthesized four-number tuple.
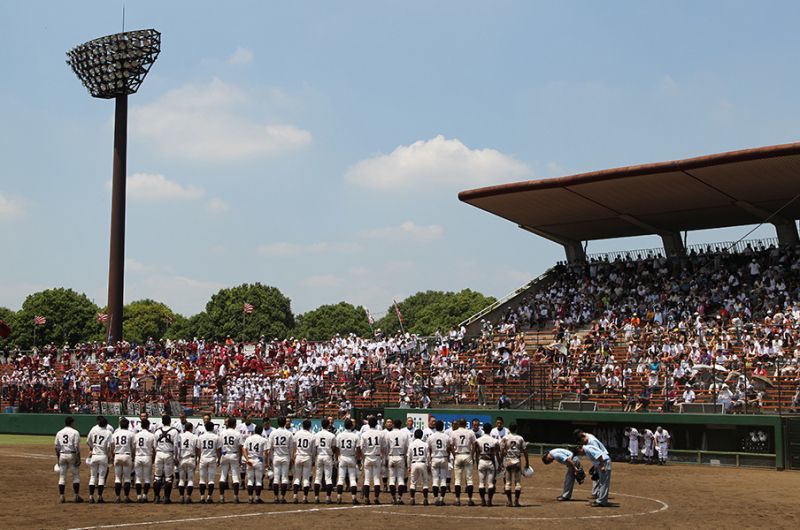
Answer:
(3, 143, 800, 421)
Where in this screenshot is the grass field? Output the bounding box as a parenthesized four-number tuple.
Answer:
(0, 438, 798, 529)
(0, 434, 54, 445)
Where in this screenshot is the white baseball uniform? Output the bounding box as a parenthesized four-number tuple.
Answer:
(87, 425, 112, 487)
(198, 431, 221, 485)
(133, 430, 155, 485)
(111, 428, 134, 484)
(219, 427, 242, 484)
(385, 428, 409, 488)
(335, 430, 360, 488)
(313, 429, 336, 486)
(177, 431, 198, 487)
(55, 425, 81, 486)
(293, 429, 315, 488)
(243, 433, 267, 487)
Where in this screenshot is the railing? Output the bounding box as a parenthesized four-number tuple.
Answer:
(458, 268, 555, 329)
(585, 237, 781, 262)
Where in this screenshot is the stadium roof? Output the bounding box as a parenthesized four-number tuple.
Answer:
(458, 142, 800, 243)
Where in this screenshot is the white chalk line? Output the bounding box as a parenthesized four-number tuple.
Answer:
(0, 451, 51, 460)
(372, 488, 669, 521)
(65, 505, 377, 530)
(63, 488, 668, 528)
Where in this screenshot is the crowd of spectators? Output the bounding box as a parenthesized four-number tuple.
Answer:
(3, 241, 800, 415)
(503, 243, 800, 412)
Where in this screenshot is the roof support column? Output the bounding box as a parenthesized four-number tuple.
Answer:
(661, 232, 685, 257)
(563, 241, 586, 264)
(773, 221, 799, 246)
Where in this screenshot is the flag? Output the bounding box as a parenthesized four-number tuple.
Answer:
(96, 313, 108, 324)
(392, 300, 404, 323)
(34, 315, 46, 326)
(366, 309, 375, 326)
(243, 303, 255, 314)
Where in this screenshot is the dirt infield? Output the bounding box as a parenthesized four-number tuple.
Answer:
(0, 439, 797, 529)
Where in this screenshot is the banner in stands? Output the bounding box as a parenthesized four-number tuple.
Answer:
(404, 412, 493, 431)
(289, 418, 345, 433)
(100, 402, 122, 416)
(146, 402, 164, 417)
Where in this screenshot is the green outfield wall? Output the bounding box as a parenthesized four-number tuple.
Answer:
(383, 408, 793, 470)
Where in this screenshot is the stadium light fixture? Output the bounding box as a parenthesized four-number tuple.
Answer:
(66, 29, 161, 344)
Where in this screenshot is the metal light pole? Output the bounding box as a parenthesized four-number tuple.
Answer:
(67, 29, 160, 344)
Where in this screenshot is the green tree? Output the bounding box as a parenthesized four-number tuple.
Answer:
(122, 299, 179, 344)
(13, 288, 100, 348)
(0, 307, 17, 349)
(294, 302, 372, 340)
(376, 289, 496, 336)
(203, 283, 294, 341)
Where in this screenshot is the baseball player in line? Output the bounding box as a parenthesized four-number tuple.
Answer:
(54, 416, 83, 503)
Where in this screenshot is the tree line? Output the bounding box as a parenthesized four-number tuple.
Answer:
(0, 284, 495, 348)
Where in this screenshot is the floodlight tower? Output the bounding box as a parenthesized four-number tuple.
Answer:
(67, 29, 161, 343)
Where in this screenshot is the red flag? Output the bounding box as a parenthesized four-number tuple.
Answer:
(0, 320, 10, 339)
(392, 300, 404, 324)
(34, 315, 47, 326)
(96, 313, 109, 324)
(243, 303, 255, 314)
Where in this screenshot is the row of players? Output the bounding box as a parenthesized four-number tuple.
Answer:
(55, 414, 538, 507)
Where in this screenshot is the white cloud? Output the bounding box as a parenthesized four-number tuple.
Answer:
(131, 78, 312, 161)
(207, 198, 229, 214)
(110, 173, 204, 201)
(0, 192, 24, 219)
(227, 47, 254, 66)
(257, 241, 362, 258)
(124, 258, 224, 315)
(344, 134, 531, 190)
(302, 274, 344, 288)
(362, 221, 444, 242)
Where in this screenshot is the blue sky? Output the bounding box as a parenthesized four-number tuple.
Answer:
(1, 0, 798, 317)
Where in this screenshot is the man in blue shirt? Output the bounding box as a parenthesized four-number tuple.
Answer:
(574, 429, 607, 500)
(576, 444, 611, 507)
(541, 448, 582, 501)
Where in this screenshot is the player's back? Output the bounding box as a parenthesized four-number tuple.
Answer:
(503, 433, 526, 459)
(428, 432, 450, 459)
(134, 430, 155, 458)
(386, 429, 408, 457)
(336, 430, 359, 459)
(56, 426, 80, 453)
(313, 429, 336, 457)
(88, 425, 112, 456)
(451, 428, 476, 454)
(477, 434, 498, 460)
(408, 439, 429, 464)
(269, 428, 293, 459)
(244, 434, 266, 458)
(293, 430, 315, 458)
(360, 428, 384, 459)
(220, 427, 241, 456)
(178, 431, 198, 459)
(154, 426, 178, 454)
(112, 428, 134, 455)
(198, 431, 220, 460)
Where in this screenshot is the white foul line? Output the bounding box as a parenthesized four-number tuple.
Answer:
(373, 489, 669, 522)
(65, 505, 376, 530)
